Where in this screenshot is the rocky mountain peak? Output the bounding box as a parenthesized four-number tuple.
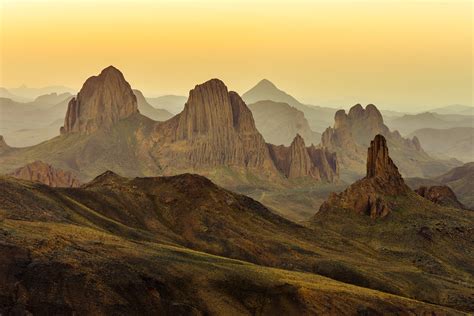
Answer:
(267, 134, 338, 181)
(366, 134, 402, 181)
(60, 66, 138, 135)
(254, 79, 278, 90)
(150, 78, 278, 173)
(287, 134, 315, 178)
(318, 134, 408, 218)
(8, 161, 81, 188)
(174, 79, 234, 140)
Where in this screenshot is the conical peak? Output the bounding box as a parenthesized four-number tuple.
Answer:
(255, 79, 278, 89)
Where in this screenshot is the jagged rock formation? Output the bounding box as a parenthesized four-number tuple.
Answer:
(248, 100, 320, 146)
(148, 79, 282, 175)
(60, 66, 139, 134)
(415, 185, 466, 210)
(268, 134, 338, 181)
(1, 68, 339, 185)
(320, 104, 457, 180)
(319, 135, 409, 218)
(8, 161, 81, 187)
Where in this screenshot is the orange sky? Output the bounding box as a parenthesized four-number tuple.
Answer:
(0, 0, 472, 110)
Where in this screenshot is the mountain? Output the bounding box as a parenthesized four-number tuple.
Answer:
(0, 87, 30, 102)
(428, 104, 474, 116)
(408, 127, 474, 163)
(320, 104, 460, 181)
(7, 160, 81, 187)
(146, 94, 187, 114)
(434, 163, 474, 209)
(248, 100, 321, 146)
(242, 79, 338, 132)
(319, 135, 408, 218)
(0, 66, 339, 221)
(61, 66, 139, 134)
(132, 89, 174, 121)
(0, 94, 73, 147)
(268, 134, 338, 181)
(1, 170, 473, 313)
(312, 135, 474, 310)
(8, 84, 76, 100)
(33, 92, 72, 105)
(147, 79, 280, 176)
(386, 112, 473, 135)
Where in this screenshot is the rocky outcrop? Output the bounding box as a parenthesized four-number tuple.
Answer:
(0, 136, 11, 154)
(318, 104, 457, 181)
(148, 79, 278, 174)
(366, 135, 403, 185)
(60, 66, 139, 134)
(8, 161, 81, 187)
(267, 134, 338, 181)
(415, 185, 466, 209)
(319, 135, 409, 218)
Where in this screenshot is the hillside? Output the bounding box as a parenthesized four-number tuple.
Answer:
(386, 112, 473, 135)
(133, 89, 174, 121)
(248, 100, 321, 146)
(1, 168, 473, 313)
(406, 162, 474, 210)
(408, 127, 474, 163)
(0, 95, 73, 147)
(146, 94, 187, 114)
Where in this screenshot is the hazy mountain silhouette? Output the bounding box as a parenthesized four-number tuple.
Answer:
(242, 79, 338, 132)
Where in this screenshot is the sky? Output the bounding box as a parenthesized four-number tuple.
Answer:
(0, 0, 472, 111)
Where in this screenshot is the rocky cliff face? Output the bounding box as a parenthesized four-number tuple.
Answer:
(366, 135, 404, 186)
(60, 66, 138, 134)
(148, 79, 278, 174)
(415, 185, 466, 210)
(267, 134, 338, 181)
(319, 134, 409, 218)
(8, 161, 81, 187)
(319, 104, 456, 181)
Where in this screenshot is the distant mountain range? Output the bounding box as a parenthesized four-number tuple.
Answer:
(386, 111, 473, 135)
(248, 100, 321, 146)
(146, 94, 187, 114)
(408, 127, 473, 163)
(428, 104, 473, 115)
(2, 85, 76, 101)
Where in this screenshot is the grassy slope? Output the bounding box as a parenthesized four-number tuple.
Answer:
(0, 219, 465, 315)
(1, 175, 473, 312)
(311, 190, 474, 311)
